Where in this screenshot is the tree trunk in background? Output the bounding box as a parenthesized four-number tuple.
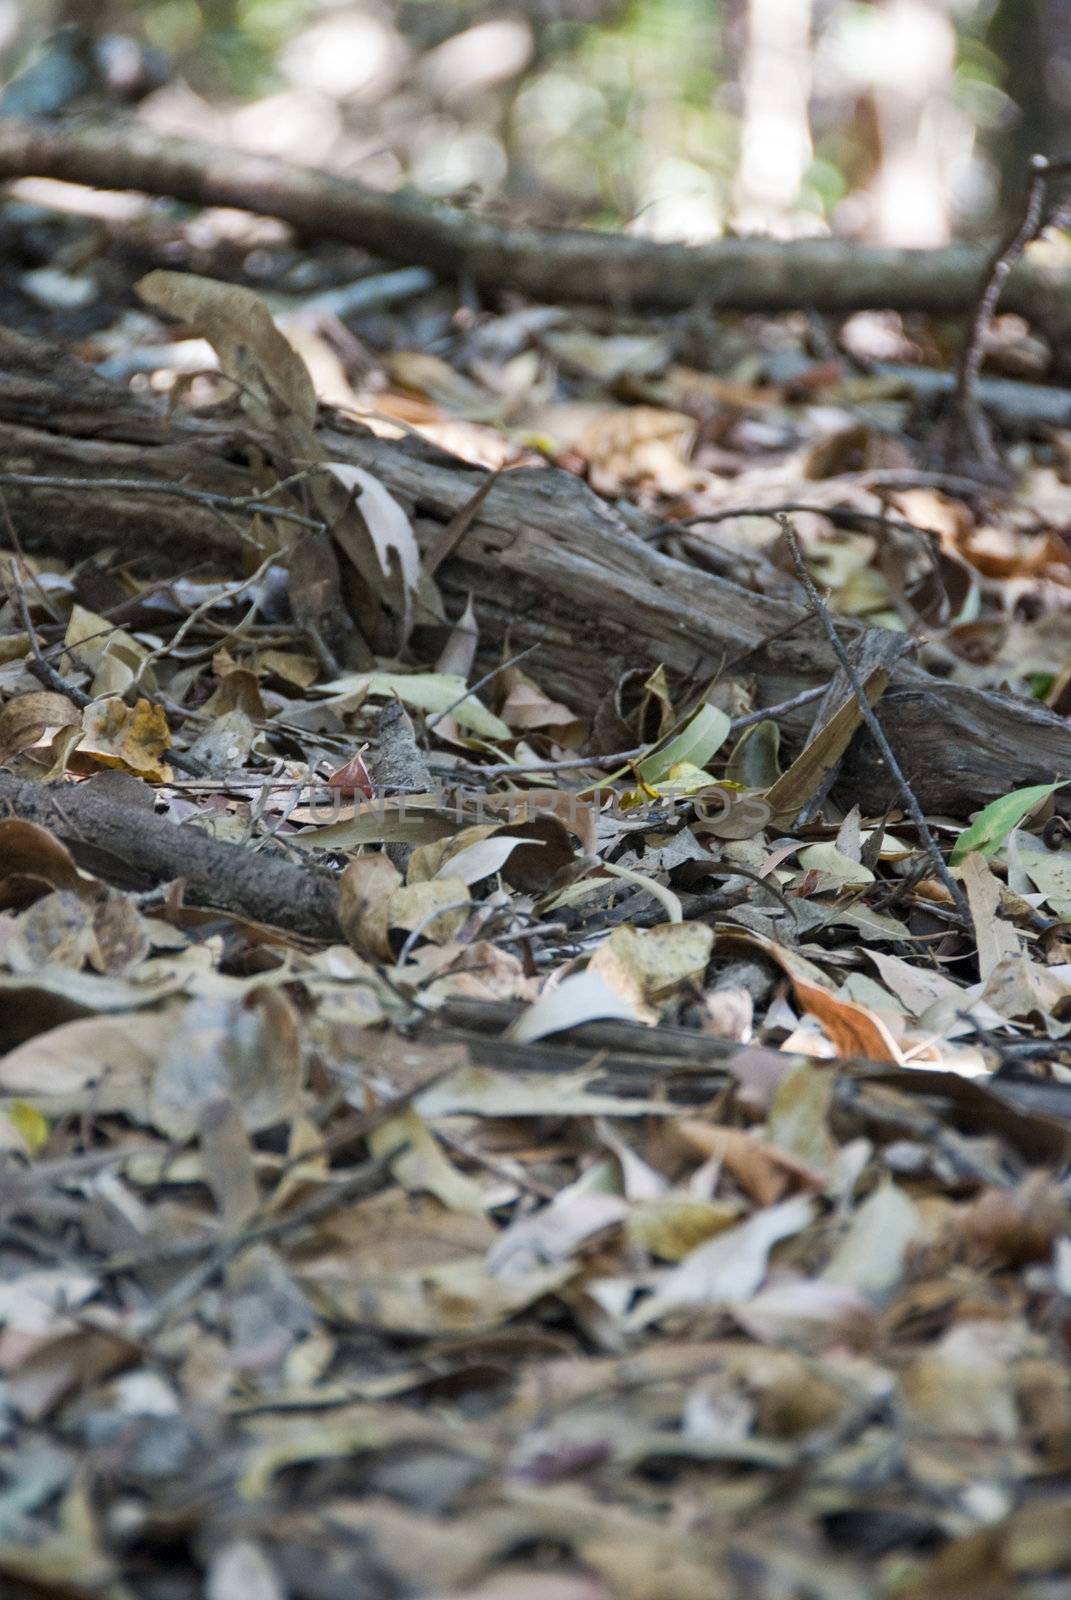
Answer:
(733, 0, 814, 234)
(987, 0, 1071, 219)
(867, 0, 958, 246)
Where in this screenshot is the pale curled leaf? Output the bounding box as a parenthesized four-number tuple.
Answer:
(324, 462, 421, 598)
(299, 1251, 576, 1337)
(636, 704, 731, 787)
(434, 831, 540, 886)
(370, 1108, 491, 1216)
(629, 1195, 815, 1326)
(509, 971, 643, 1041)
(596, 860, 683, 924)
(587, 922, 714, 1016)
(150, 989, 303, 1138)
(338, 853, 402, 961)
(320, 670, 511, 739)
(416, 1065, 676, 1119)
(0, 692, 81, 764)
(823, 1180, 921, 1295)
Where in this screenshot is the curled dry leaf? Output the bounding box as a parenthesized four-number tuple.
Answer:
(0, 1011, 172, 1116)
(0, 819, 87, 899)
(77, 699, 172, 782)
(630, 1195, 816, 1327)
(822, 1180, 921, 1295)
(137, 270, 317, 436)
(338, 853, 402, 961)
(588, 922, 715, 1020)
(299, 1250, 576, 1338)
(0, 692, 81, 765)
(389, 878, 471, 947)
(959, 1175, 1070, 1266)
(509, 971, 643, 1041)
(626, 1197, 741, 1262)
(435, 593, 479, 679)
(677, 1121, 825, 1207)
(370, 1107, 491, 1216)
(5, 888, 148, 978)
(324, 464, 420, 599)
(432, 830, 541, 888)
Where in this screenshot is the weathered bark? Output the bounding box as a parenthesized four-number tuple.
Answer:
(2, 324, 1070, 818)
(2, 115, 1071, 332)
(0, 771, 342, 940)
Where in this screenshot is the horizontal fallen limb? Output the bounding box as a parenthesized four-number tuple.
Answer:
(0, 771, 342, 941)
(2, 324, 1070, 819)
(424, 997, 1071, 1164)
(2, 115, 1071, 331)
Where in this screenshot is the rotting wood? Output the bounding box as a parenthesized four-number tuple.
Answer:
(1, 325, 1069, 818)
(0, 769, 343, 941)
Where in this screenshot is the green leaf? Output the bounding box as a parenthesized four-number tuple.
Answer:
(321, 671, 510, 739)
(636, 704, 731, 786)
(949, 780, 1064, 866)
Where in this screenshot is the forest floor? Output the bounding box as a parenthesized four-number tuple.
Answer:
(1, 148, 1071, 1600)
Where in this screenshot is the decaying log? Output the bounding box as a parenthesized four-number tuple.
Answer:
(0, 771, 342, 940)
(2, 115, 1071, 334)
(1, 324, 1070, 818)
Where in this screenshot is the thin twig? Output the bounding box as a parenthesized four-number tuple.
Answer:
(0, 471, 324, 531)
(423, 466, 505, 577)
(394, 899, 475, 968)
(648, 502, 938, 543)
(0, 485, 64, 623)
(131, 548, 278, 688)
(12, 573, 93, 708)
(442, 686, 823, 781)
(453, 746, 649, 777)
(425, 643, 539, 731)
(728, 684, 826, 733)
(780, 515, 972, 929)
(949, 153, 1051, 468)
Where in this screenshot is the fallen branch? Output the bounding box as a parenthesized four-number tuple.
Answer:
(3, 325, 1071, 818)
(942, 154, 1071, 472)
(424, 997, 1071, 1165)
(2, 115, 1071, 330)
(0, 770, 342, 940)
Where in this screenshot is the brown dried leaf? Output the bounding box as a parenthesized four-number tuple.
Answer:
(0, 691, 81, 764)
(137, 270, 317, 438)
(338, 852, 402, 960)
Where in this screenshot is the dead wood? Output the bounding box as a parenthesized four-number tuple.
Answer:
(2, 324, 1070, 818)
(0, 769, 342, 940)
(2, 115, 1071, 333)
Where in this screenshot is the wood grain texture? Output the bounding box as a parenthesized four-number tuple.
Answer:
(2, 325, 1069, 818)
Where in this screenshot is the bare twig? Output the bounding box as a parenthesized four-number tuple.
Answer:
(11, 572, 93, 709)
(425, 643, 539, 731)
(946, 153, 1052, 472)
(3, 116, 1071, 329)
(780, 516, 972, 929)
(130, 548, 278, 688)
(649, 502, 939, 544)
(728, 684, 827, 733)
(394, 899, 476, 968)
(450, 746, 649, 778)
(0, 471, 324, 531)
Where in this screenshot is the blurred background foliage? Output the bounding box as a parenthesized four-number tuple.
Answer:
(2, 0, 1069, 246)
